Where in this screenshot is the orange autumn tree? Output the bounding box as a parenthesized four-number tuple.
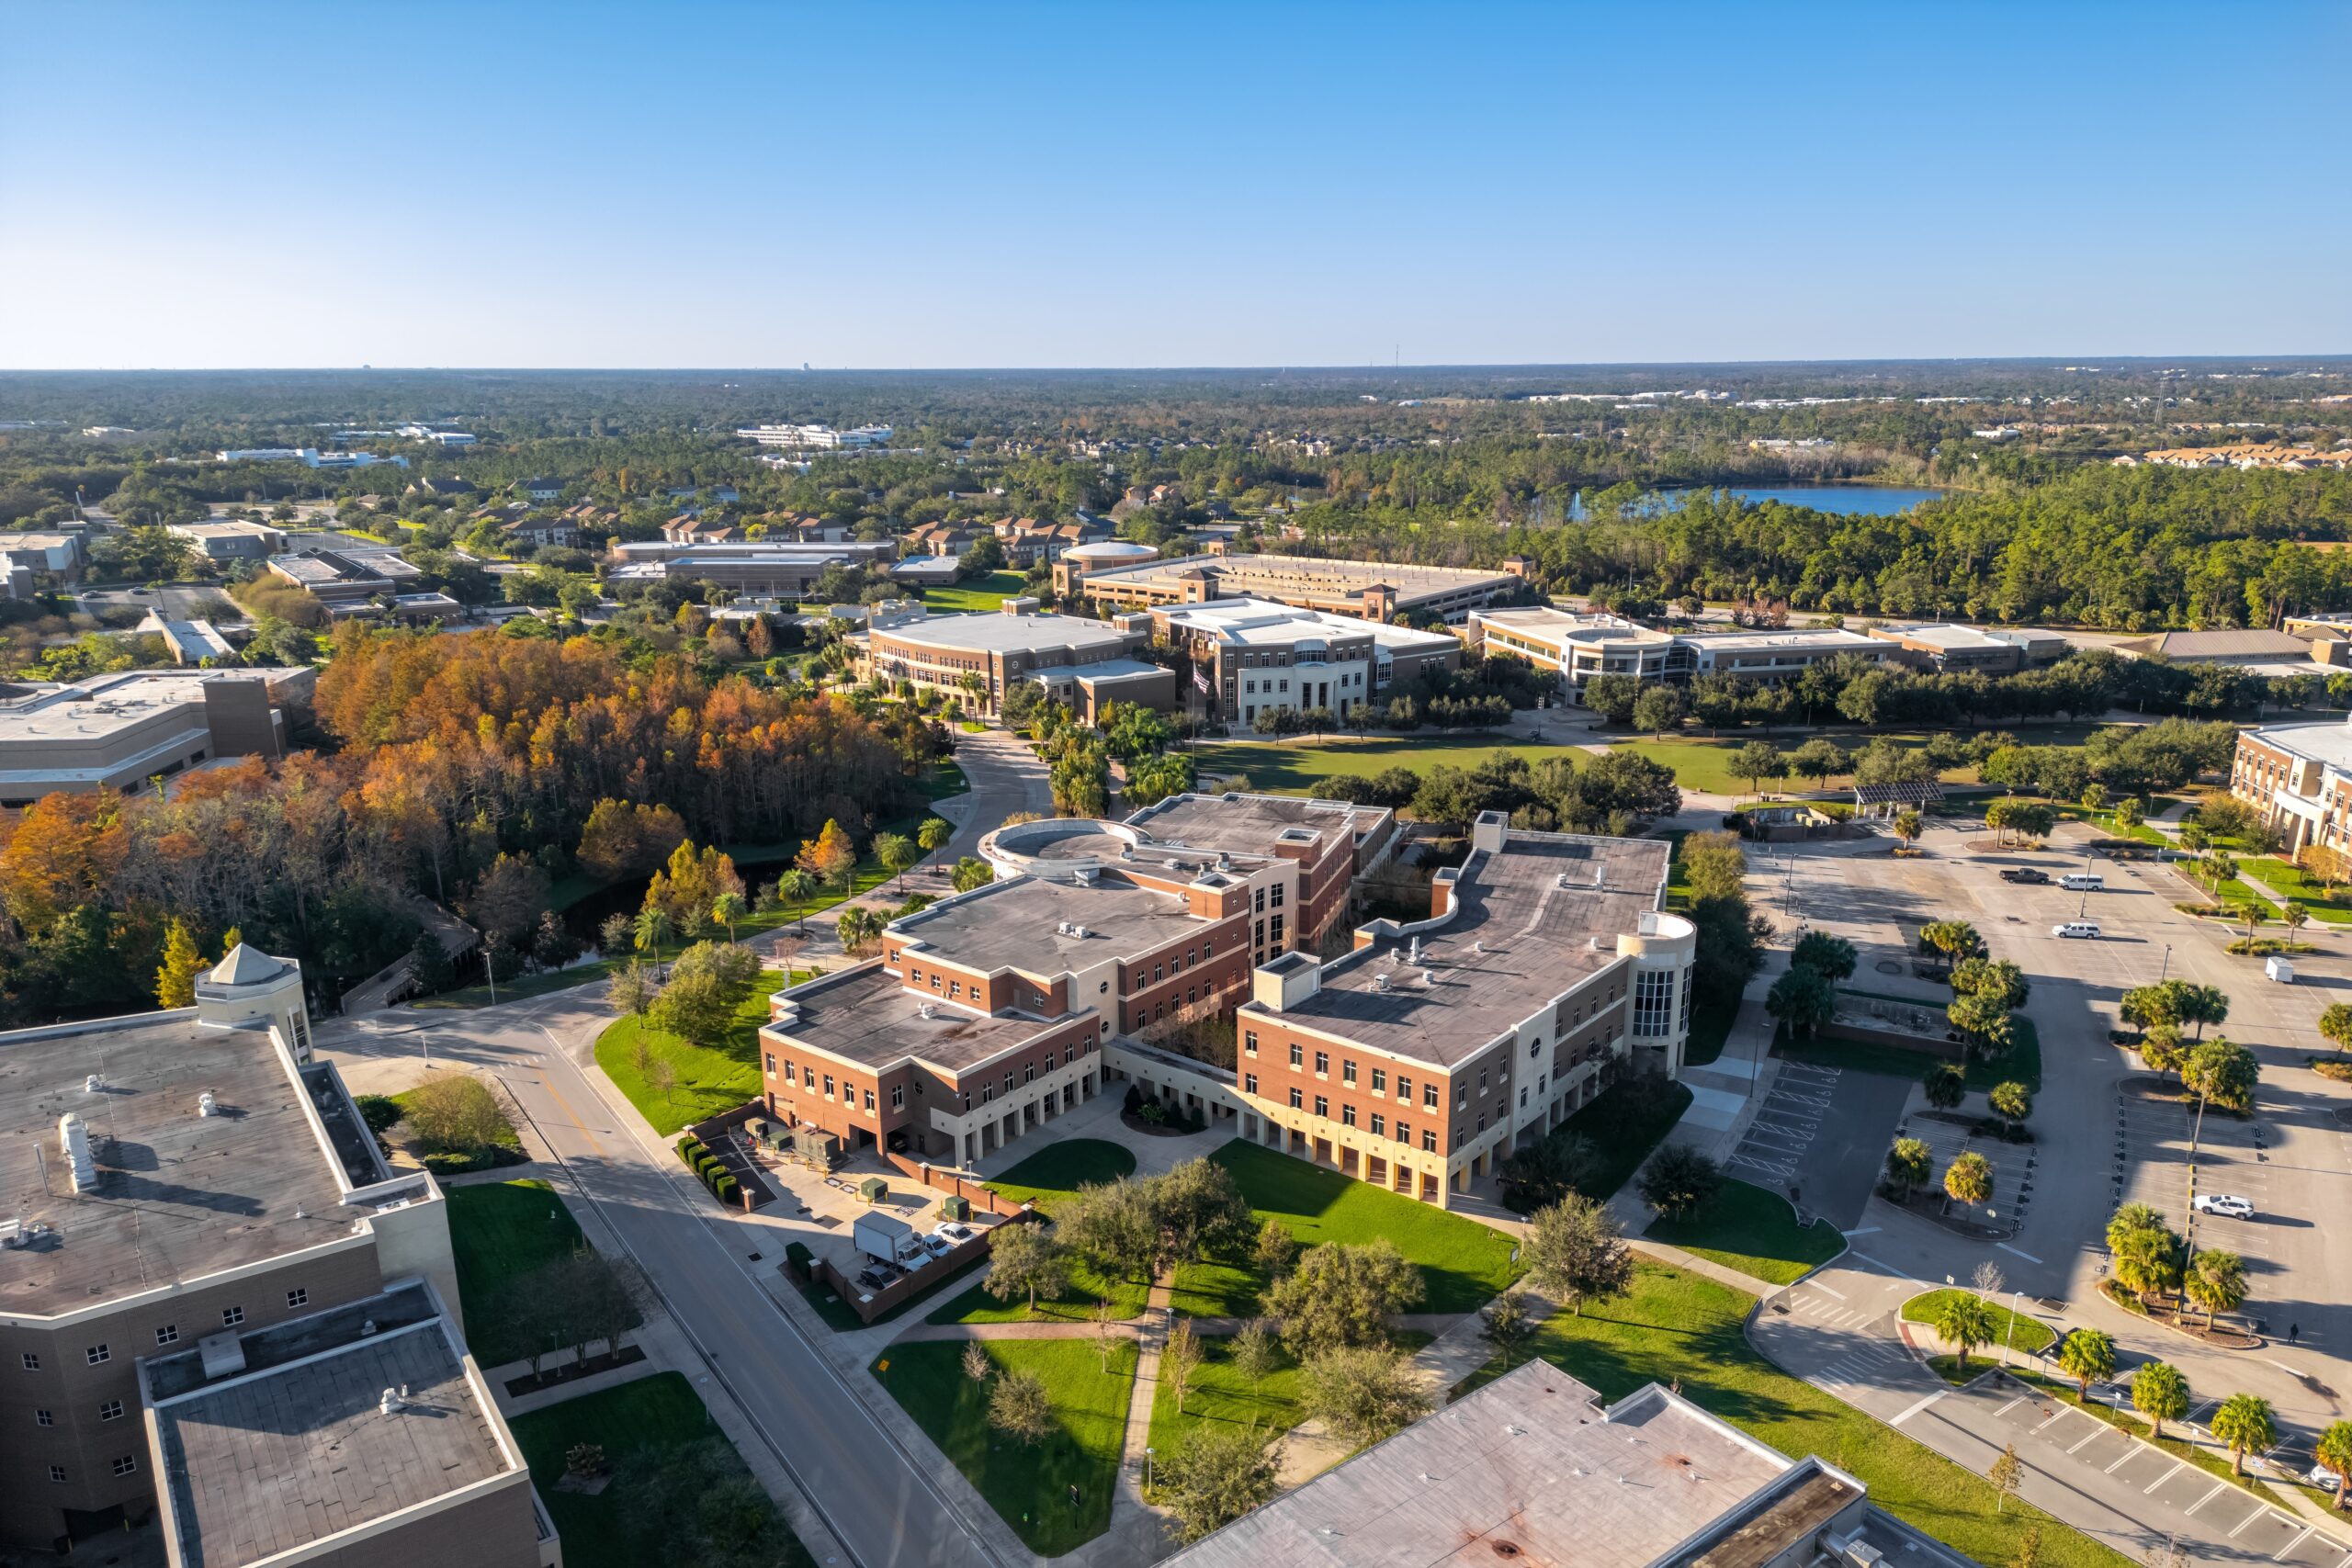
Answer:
(795, 819, 859, 897)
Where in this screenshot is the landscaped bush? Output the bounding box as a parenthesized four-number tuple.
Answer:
(422, 1145, 527, 1177)
(784, 1241, 815, 1280)
(676, 1137, 706, 1166)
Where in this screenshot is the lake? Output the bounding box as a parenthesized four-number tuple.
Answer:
(1726, 486, 1947, 514)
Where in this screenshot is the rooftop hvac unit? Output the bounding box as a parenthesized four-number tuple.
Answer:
(198, 1091, 218, 1117)
(1374, 972, 1392, 993)
(59, 1113, 96, 1191)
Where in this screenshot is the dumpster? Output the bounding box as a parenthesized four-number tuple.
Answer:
(857, 1175, 889, 1204)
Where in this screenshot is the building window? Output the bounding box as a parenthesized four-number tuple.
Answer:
(1154, 963, 1164, 984)
(1311, 1094, 1330, 1118)
(1313, 1051, 1329, 1077)
(891, 1084, 905, 1110)
(1634, 966, 1678, 1038)
(1342, 1059, 1357, 1087)
(1422, 1129, 1438, 1152)
(863, 1089, 876, 1111)
(1371, 1068, 1385, 1093)
(1003, 1074, 1015, 1094)
(34, 1408, 51, 1427)
(1254, 886, 1266, 913)
(1423, 1084, 1438, 1110)
(1289, 1088, 1303, 1110)
(1289, 1043, 1303, 1067)
(1245, 1073, 1259, 1095)
(1271, 913, 1284, 944)
(823, 1074, 836, 1098)
(1456, 1082, 1468, 1110)
(1341, 1104, 1357, 1128)
(1270, 883, 1284, 908)
(221, 1307, 243, 1327)
(49, 1466, 65, 1483)
(1023, 1063, 1036, 1085)
(286, 1289, 307, 1309)
(99, 1400, 122, 1422)
(113, 1455, 138, 1477)
(1244, 1031, 1258, 1056)
(1396, 1075, 1411, 1103)
(1371, 1113, 1386, 1136)
(20, 1353, 38, 1371)
(764, 1053, 776, 1074)
(85, 1345, 109, 1366)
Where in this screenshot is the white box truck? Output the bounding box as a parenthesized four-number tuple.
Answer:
(854, 1210, 926, 1267)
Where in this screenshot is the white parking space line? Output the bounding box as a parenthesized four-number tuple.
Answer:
(2067, 1426, 2108, 1455)
(1888, 1389, 1946, 1427)
(2228, 1503, 2271, 1539)
(2034, 1406, 2072, 1432)
(2184, 1481, 2228, 1517)
(1996, 1396, 2025, 1417)
(2105, 1447, 2140, 1474)
(2276, 1526, 2314, 1561)
(2144, 1459, 2185, 1493)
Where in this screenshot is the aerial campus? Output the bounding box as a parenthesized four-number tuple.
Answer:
(6, 8, 2352, 1568)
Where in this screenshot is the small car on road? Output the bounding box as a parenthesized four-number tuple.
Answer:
(2193, 1193, 2255, 1220)
(2000, 867, 2051, 884)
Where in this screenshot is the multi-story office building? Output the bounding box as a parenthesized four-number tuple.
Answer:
(267, 549, 424, 613)
(2230, 714, 2352, 859)
(0, 946, 544, 1561)
(0, 666, 313, 807)
(167, 521, 285, 562)
(1861, 621, 2025, 673)
(0, 531, 90, 592)
(1466, 606, 1679, 703)
(733, 423, 892, 449)
(605, 539, 895, 598)
(854, 602, 1172, 718)
(1148, 597, 1461, 726)
(1057, 551, 1526, 625)
(760, 794, 1393, 1165)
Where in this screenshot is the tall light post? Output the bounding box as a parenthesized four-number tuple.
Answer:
(2181, 1087, 2211, 1270)
(2158, 943, 2172, 984)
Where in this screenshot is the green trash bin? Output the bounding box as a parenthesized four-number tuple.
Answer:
(857, 1175, 888, 1204)
(939, 1194, 971, 1223)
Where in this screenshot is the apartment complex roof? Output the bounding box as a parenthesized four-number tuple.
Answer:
(1125, 791, 1387, 861)
(146, 1282, 518, 1568)
(1164, 1360, 1805, 1568)
(767, 963, 1061, 1075)
(0, 1011, 361, 1318)
(894, 872, 1213, 976)
(1252, 830, 1672, 1068)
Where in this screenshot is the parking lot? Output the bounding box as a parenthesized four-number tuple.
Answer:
(1731, 1058, 1917, 1230)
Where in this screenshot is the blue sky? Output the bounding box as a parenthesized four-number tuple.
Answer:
(3, 1, 2345, 368)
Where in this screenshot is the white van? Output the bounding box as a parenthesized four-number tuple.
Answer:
(2052, 920, 2101, 939)
(2059, 873, 2105, 892)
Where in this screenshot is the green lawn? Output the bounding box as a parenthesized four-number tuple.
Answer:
(2050, 799, 2178, 849)
(443, 1179, 634, 1366)
(1555, 1078, 1694, 1201)
(1901, 1289, 2056, 1355)
(595, 992, 771, 1134)
(1612, 727, 2109, 797)
(876, 1337, 1137, 1556)
(1644, 1178, 1844, 1285)
(922, 571, 1029, 614)
(1186, 734, 1572, 795)
(1144, 1327, 1436, 1468)
(1470, 1263, 2130, 1568)
(389, 1081, 523, 1148)
(986, 1138, 1137, 1213)
(2237, 857, 2352, 924)
(510, 1373, 812, 1568)
(1684, 991, 1741, 1068)
(925, 1139, 1151, 1324)
(1168, 1139, 1521, 1319)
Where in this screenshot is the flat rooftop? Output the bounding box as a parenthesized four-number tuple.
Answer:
(767, 963, 1059, 1075)
(2246, 716, 2352, 771)
(0, 1011, 364, 1318)
(147, 1283, 516, 1568)
(873, 610, 1134, 654)
(1677, 627, 1887, 653)
(1163, 1360, 1798, 1568)
(1474, 605, 1675, 647)
(1161, 597, 1460, 651)
(1126, 791, 1388, 862)
(1872, 622, 2010, 651)
(896, 871, 1212, 975)
(1257, 831, 1670, 1068)
(1077, 552, 1514, 603)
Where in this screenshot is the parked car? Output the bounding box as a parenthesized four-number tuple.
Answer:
(2059, 872, 2105, 891)
(2307, 1460, 2341, 1490)
(1999, 867, 2051, 884)
(920, 1233, 956, 1260)
(2052, 921, 2101, 939)
(2193, 1193, 2255, 1220)
(933, 1221, 975, 1245)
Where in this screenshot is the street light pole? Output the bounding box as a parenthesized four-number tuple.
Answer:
(2159, 943, 2172, 984)
(2182, 1089, 2211, 1270)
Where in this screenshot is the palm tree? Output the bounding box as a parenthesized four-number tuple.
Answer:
(1884, 1137, 1932, 1201)
(1944, 1151, 1994, 1207)
(1893, 809, 1923, 852)
(916, 816, 953, 870)
(709, 892, 745, 944)
(2132, 1361, 2189, 1440)
(2184, 1250, 2247, 1330)
(633, 906, 673, 962)
(2283, 901, 2310, 940)
(1936, 1292, 1997, 1373)
(776, 869, 818, 934)
(2211, 1393, 2277, 1478)
(2314, 1419, 2352, 1512)
(2321, 1001, 2352, 1056)
(2057, 1327, 2115, 1400)
(2113, 796, 2144, 833)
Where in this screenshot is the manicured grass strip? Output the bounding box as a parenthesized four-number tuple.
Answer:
(595, 992, 771, 1134)
(1683, 991, 1740, 1068)
(927, 1260, 1150, 1325)
(1186, 734, 1569, 795)
(1168, 1139, 1521, 1319)
(509, 1372, 813, 1568)
(1470, 1263, 2131, 1568)
(2238, 857, 2352, 924)
(876, 1337, 1136, 1556)
(1902, 1288, 2055, 1355)
(1144, 1328, 1437, 1470)
(1773, 1016, 2040, 1094)
(444, 1179, 605, 1365)
(1644, 1178, 1843, 1286)
(985, 1139, 1137, 1215)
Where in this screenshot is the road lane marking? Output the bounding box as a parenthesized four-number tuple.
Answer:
(1812, 1280, 1849, 1300)
(1854, 1252, 1920, 1281)
(522, 1069, 608, 1157)
(1996, 1242, 2044, 1264)
(2144, 1459, 2185, 1493)
(2184, 1480, 2227, 1516)
(1840, 1228, 1880, 1239)
(2067, 1426, 2107, 1455)
(2276, 1526, 2314, 1561)
(2229, 1503, 2270, 1539)
(1888, 1389, 1946, 1427)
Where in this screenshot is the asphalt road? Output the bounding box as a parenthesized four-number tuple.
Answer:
(325, 992, 1008, 1568)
